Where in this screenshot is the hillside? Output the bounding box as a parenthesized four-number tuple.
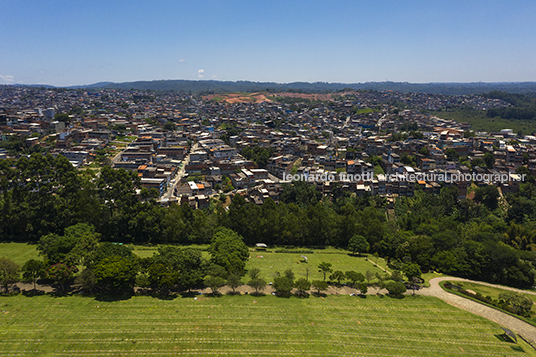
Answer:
(61, 80, 536, 95)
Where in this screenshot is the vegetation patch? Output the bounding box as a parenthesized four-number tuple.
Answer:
(441, 281, 536, 327)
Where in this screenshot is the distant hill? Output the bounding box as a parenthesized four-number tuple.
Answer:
(68, 82, 113, 89)
(11, 80, 536, 95)
(14, 84, 56, 88)
(94, 80, 536, 95)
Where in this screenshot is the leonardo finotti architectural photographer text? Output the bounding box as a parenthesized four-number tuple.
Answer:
(283, 172, 526, 184)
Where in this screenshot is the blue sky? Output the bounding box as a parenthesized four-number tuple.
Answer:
(1, 0, 535, 86)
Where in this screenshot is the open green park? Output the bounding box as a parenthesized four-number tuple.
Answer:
(1, 293, 533, 356)
(0, 243, 391, 284)
(1, 243, 536, 355)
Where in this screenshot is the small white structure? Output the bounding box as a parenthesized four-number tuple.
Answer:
(255, 243, 268, 250)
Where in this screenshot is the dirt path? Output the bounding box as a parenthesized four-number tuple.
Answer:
(369, 260, 391, 275)
(417, 277, 536, 345)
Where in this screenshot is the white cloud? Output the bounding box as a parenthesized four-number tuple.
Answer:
(178, 59, 185, 63)
(198, 69, 205, 78)
(0, 75, 15, 83)
(211, 74, 218, 79)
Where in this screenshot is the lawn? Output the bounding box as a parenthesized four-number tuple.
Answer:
(247, 248, 390, 283)
(2, 243, 393, 284)
(0, 294, 532, 356)
(421, 271, 446, 287)
(429, 109, 536, 134)
(0, 242, 40, 265)
(132, 245, 390, 283)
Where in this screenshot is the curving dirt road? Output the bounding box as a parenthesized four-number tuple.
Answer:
(418, 277, 536, 345)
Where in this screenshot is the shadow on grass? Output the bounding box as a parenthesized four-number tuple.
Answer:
(312, 292, 327, 298)
(22, 289, 46, 297)
(494, 334, 517, 344)
(205, 292, 223, 297)
(249, 292, 266, 297)
(95, 294, 134, 302)
(180, 291, 201, 298)
(385, 294, 405, 300)
(147, 292, 179, 301)
(295, 293, 310, 299)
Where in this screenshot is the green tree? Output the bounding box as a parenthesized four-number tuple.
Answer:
(474, 185, 500, 211)
(345, 271, 365, 287)
(498, 291, 533, 317)
(152, 247, 205, 291)
(391, 270, 404, 282)
(386, 281, 406, 296)
(248, 268, 261, 280)
(21, 259, 45, 290)
(37, 233, 78, 265)
(375, 272, 389, 289)
(147, 262, 178, 293)
(248, 269, 266, 295)
(358, 282, 368, 295)
(311, 280, 328, 295)
(64, 223, 101, 267)
(318, 262, 333, 281)
(210, 227, 249, 275)
(75, 268, 96, 293)
(46, 262, 77, 294)
(227, 273, 242, 295)
(0, 257, 19, 293)
(445, 148, 459, 161)
(348, 234, 370, 256)
(283, 269, 295, 285)
(402, 262, 422, 281)
(37, 223, 100, 266)
(88, 242, 134, 269)
(94, 256, 137, 295)
(273, 276, 293, 297)
(164, 122, 176, 131)
(483, 152, 495, 169)
(294, 278, 311, 296)
(329, 270, 346, 285)
(204, 275, 225, 295)
(365, 270, 375, 285)
(54, 113, 71, 122)
(419, 147, 429, 156)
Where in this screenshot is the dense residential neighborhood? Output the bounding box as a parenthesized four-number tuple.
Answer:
(0, 85, 531, 207)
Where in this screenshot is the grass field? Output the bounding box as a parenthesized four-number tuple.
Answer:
(133, 246, 390, 282)
(430, 109, 536, 134)
(0, 243, 40, 265)
(1, 244, 389, 283)
(246, 248, 389, 283)
(0, 294, 533, 356)
(421, 271, 446, 287)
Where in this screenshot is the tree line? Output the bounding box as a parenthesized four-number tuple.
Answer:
(1, 154, 536, 288)
(1, 223, 410, 298)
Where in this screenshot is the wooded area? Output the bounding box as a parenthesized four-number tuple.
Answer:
(1, 154, 536, 291)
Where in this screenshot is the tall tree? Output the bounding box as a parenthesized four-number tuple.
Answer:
(318, 262, 333, 281)
(94, 256, 137, 295)
(0, 257, 19, 293)
(21, 259, 46, 290)
(348, 234, 370, 256)
(209, 227, 249, 275)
